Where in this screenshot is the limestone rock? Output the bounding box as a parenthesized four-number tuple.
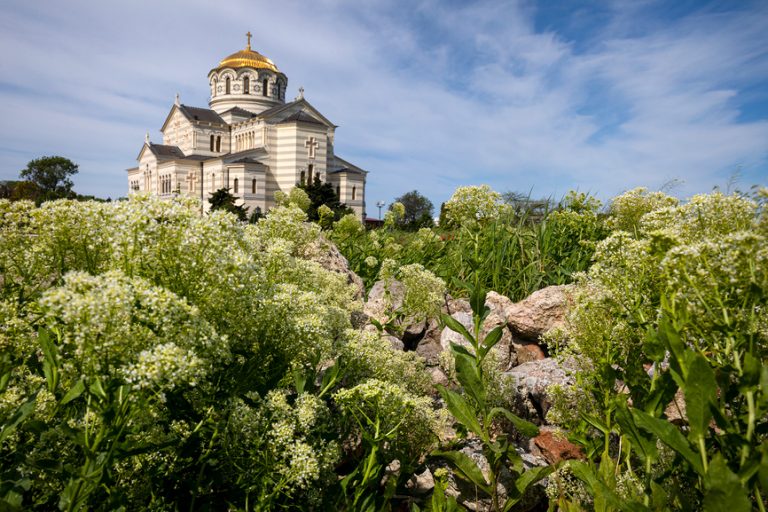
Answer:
(438, 439, 548, 511)
(511, 340, 547, 366)
(415, 318, 443, 366)
(405, 467, 435, 495)
(444, 296, 471, 315)
(505, 285, 573, 340)
(364, 279, 406, 324)
(531, 427, 585, 464)
(504, 357, 575, 423)
(383, 335, 404, 351)
(428, 367, 450, 388)
(440, 311, 474, 352)
(312, 236, 365, 299)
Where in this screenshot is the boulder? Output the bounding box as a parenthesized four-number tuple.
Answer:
(511, 340, 547, 366)
(504, 357, 575, 423)
(531, 427, 585, 464)
(364, 279, 406, 324)
(437, 439, 548, 511)
(505, 285, 573, 340)
(312, 236, 365, 299)
(383, 335, 404, 351)
(415, 318, 443, 365)
(405, 467, 435, 495)
(440, 311, 474, 352)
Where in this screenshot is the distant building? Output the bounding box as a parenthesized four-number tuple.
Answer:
(127, 33, 367, 219)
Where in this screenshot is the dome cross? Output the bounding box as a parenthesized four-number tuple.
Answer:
(246, 31, 252, 50)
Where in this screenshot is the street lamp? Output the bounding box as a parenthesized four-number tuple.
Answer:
(376, 201, 386, 220)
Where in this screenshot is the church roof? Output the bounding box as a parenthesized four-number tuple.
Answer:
(148, 143, 185, 160)
(328, 156, 368, 175)
(178, 105, 225, 125)
(211, 35, 281, 74)
(222, 106, 257, 119)
(278, 110, 326, 126)
(259, 99, 337, 128)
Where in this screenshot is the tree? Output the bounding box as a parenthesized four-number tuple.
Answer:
(297, 175, 353, 221)
(392, 190, 434, 230)
(208, 188, 248, 221)
(19, 156, 78, 200)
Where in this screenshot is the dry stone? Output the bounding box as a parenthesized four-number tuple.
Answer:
(505, 285, 573, 340)
(531, 427, 585, 464)
(312, 236, 365, 299)
(504, 357, 575, 423)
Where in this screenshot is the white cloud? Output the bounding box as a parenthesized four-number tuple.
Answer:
(0, 0, 765, 208)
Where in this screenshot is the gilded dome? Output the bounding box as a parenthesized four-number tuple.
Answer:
(214, 34, 280, 73)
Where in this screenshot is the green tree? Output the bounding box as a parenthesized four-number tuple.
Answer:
(19, 156, 78, 200)
(208, 188, 248, 221)
(392, 190, 434, 230)
(297, 175, 353, 221)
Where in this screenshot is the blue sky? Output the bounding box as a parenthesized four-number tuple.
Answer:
(0, 0, 766, 211)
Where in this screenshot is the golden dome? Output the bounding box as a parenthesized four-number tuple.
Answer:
(214, 33, 280, 73)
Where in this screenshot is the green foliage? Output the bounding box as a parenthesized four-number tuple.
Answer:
(393, 190, 435, 231)
(297, 175, 353, 221)
(208, 187, 248, 221)
(19, 156, 78, 201)
(0, 195, 435, 510)
(549, 189, 768, 510)
(434, 283, 553, 512)
(330, 187, 606, 301)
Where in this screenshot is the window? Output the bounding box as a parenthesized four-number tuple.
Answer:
(226, 77, 231, 94)
(210, 135, 214, 151)
(262, 78, 268, 97)
(307, 164, 314, 184)
(336, 185, 340, 198)
(243, 76, 249, 94)
(234, 178, 239, 193)
(216, 136, 221, 152)
(352, 186, 356, 201)
(300, 170, 306, 185)
(252, 179, 256, 194)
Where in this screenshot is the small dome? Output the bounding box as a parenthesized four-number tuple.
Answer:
(214, 46, 279, 73)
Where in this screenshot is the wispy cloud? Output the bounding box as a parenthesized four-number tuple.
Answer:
(0, 0, 765, 207)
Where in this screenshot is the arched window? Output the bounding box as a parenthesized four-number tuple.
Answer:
(216, 136, 221, 152)
(243, 76, 250, 94)
(352, 186, 356, 201)
(226, 77, 231, 94)
(262, 78, 268, 97)
(252, 179, 256, 194)
(210, 135, 214, 151)
(234, 178, 239, 194)
(307, 164, 314, 184)
(336, 185, 340, 198)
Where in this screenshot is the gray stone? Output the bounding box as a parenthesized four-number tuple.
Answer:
(312, 236, 365, 299)
(504, 357, 575, 423)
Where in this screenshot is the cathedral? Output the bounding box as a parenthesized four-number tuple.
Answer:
(127, 33, 367, 219)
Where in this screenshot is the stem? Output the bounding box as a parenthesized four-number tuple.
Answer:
(698, 437, 709, 473)
(740, 391, 756, 466)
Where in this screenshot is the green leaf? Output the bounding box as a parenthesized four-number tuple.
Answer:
(581, 413, 610, 436)
(478, 326, 503, 360)
(631, 408, 703, 475)
(567, 461, 650, 512)
(442, 314, 475, 346)
(89, 378, 107, 401)
(469, 285, 489, 320)
(437, 385, 485, 440)
(614, 404, 658, 464)
(685, 354, 716, 444)
(703, 455, 751, 512)
(489, 407, 539, 438)
(453, 350, 485, 408)
(0, 399, 35, 444)
(433, 450, 491, 494)
(503, 465, 555, 511)
(61, 379, 86, 405)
